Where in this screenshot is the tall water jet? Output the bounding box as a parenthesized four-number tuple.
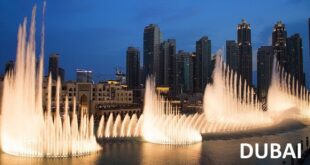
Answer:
(0, 4, 101, 157)
(97, 116, 105, 138)
(97, 113, 140, 138)
(268, 57, 310, 119)
(127, 114, 138, 137)
(142, 77, 202, 144)
(105, 113, 114, 138)
(112, 114, 122, 137)
(203, 51, 274, 133)
(120, 114, 130, 137)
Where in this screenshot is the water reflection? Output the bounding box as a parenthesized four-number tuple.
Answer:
(1, 127, 310, 165)
(140, 142, 202, 165)
(0, 151, 101, 165)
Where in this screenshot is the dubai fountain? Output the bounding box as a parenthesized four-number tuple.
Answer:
(97, 51, 310, 141)
(140, 77, 202, 144)
(268, 59, 310, 118)
(202, 53, 275, 133)
(3, 2, 310, 160)
(0, 5, 101, 157)
(97, 77, 203, 144)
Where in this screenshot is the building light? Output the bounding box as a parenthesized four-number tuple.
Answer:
(107, 80, 119, 85)
(156, 87, 170, 93)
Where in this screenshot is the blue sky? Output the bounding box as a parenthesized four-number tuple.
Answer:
(0, 0, 309, 85)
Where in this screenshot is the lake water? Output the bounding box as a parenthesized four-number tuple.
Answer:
(1, 126, 310, 165)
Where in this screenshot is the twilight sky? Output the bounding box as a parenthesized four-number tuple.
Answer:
(0, 0, 309, 85)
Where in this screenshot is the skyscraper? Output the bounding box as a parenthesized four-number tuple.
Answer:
(4, 60, 14, 74)
(159, 39, 176, 87)
(126, 47, 140, 89)
(76, 69, 93, 83)
(195, 36, 211, 93)
(191, 52, 197, 91)
(226, 40, 239, 71)
(271, 21, 305, 86)
(286, 33, 305, 85)
(272, 21, 287, 69)
(48, 53, 59, 80)
(237, 19, 252, 85)
(48, 53, 65, 81)
(58, 67, 65, 82)
(257, 46, 273, 103)
(143, 24, 161, 84)
(175, 50, 194, 94)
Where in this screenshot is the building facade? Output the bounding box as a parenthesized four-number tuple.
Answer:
(226, 40, 239, 71)
(48, 54, 59, 80)
(76, 69, 93, 83)
(286, 33, 305, 85)
(195, 36, 211, 93)
(272, 21, 287, 70)
(272, 21, 305, 86)
(42, 79, 134, 115)
(175, 51, 194, 94)
(58, 68, 65, 82)
(159, 39, 176, 87)
(257, 46, 273, 104)
(48, 53, 65, 81)
(237, 19, 252, 85)
(143, 24, 161, 84)
(4, 60, 14, 74)
(126, 47, 140, 89)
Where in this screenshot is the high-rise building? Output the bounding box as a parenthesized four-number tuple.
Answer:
(237, 19, 252, 85)
(159, 39, 176, 87)
(48, 53, 59, 80)
(257, 46, 273, 103)
(115, 67, 126, 84)
(226, 40, 239, 71)
(195, 36, 211, 93)
(210, 55, 217, 84)
(271, 21, 305, 85)
(76, 69, 93, 83)
(126, 47, 140, 89)
(191, 52, 197, 91)
(286, 33, 305, 85)
(272, 21, 287, 69)
(143, 24, 161, 84)
(4, 60, 14, 74)
(58, 67, 65, 82)
(175, 50, 194, 94)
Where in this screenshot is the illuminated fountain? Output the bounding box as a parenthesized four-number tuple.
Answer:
(96, 50, 310, 142)
(268, 58, 310, 118)
(97, 113, 143, 138)
(97, 78, 202, 144)
(200, 51, 310, 134)
(202, 52, 275, 133)
(141, 78, 202, 144)
(3, 3, 310, 158)
(0, 5, 101, 157)
(97, 51, 310, 141)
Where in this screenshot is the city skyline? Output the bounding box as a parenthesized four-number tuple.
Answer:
(2, 2, 310, 164)
(0, 0, 309, 85)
